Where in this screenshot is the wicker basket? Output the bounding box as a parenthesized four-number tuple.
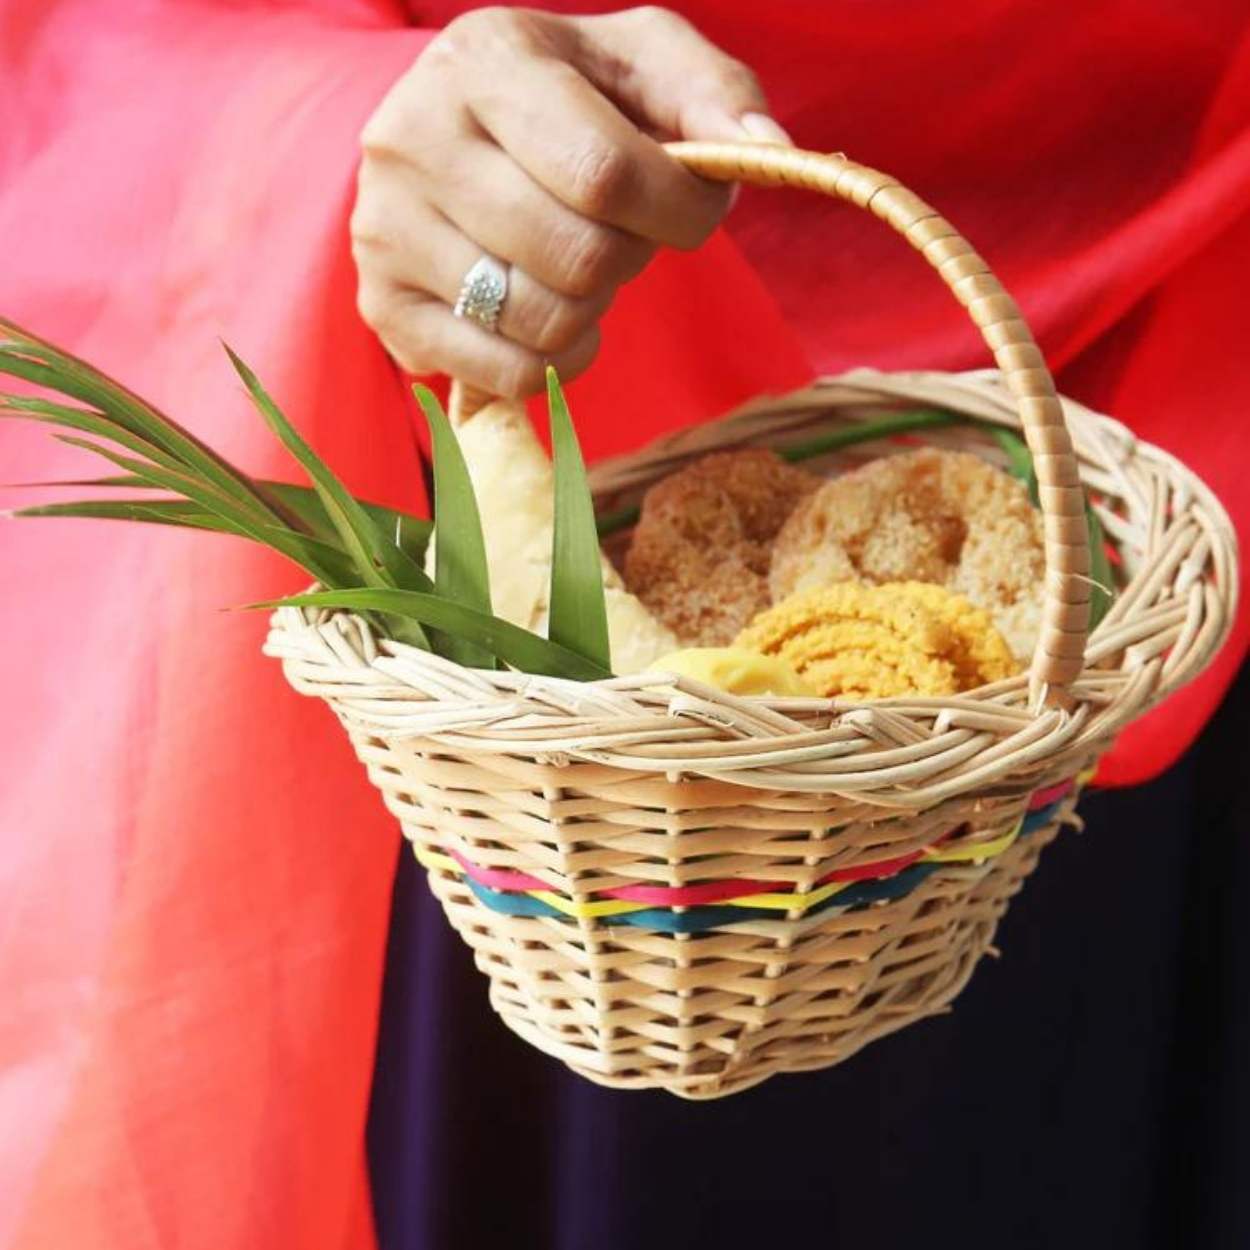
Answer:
(265, 144, 1238, 1098)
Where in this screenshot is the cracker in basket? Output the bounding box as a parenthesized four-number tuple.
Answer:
(623, 448, 819, 647)
(769, 447, 1045, 659)
(736, 581, 1019, 700)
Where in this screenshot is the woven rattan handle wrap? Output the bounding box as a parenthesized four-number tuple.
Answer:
(452, 141, 1092, 704)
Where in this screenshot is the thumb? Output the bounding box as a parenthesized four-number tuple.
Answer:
(570, 8, 793, 146)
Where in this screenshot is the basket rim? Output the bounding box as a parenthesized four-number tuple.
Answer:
(265, 368, 1238, 806)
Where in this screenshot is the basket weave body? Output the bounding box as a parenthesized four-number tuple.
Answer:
(268, 146, 1237, 1098)
(268, 365, 1235, 1097)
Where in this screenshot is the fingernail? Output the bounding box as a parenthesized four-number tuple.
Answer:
(740, 112, 793, 145)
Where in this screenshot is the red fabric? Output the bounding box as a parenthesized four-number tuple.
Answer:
(1, 1, 1247, 1245)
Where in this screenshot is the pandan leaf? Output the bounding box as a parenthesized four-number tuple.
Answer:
(9, 497, 360, 586)
(0, 396, 194, 479)
(19, 472, 432, 564)
(546, 368, 610, 671)
(257, 589, 612, 681)
(414, 384, 494, 668)
(12, 498, 228, 527)
(224, 345, 431, 647)
(990, 427, 1040, 506)
(0, 321, 304, 530)
(49, 434, 286, 533)
(266, 482, 430, 565)
(1084, 502, 1115, 632)
(45, 436, 360, 588)
(990, 427, 1114, 632)
(779, 409, 964, 464)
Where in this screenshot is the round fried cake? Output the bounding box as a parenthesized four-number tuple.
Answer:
(624, 449, 819, 646)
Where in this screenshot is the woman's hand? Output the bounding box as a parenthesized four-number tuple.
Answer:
(351, 6, 789, 398)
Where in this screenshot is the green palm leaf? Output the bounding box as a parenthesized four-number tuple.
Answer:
(546, 368, 610, 671)
(256, 588, 612, 681)
(267, 482, 430, 564)
(12, 498, 229, 528)
(224, 346, 431, 647)
(10, 496, 360, 585)
(0, 319, 304, 530)
(46, 436, 357, 587)
(414, 384, 494, 668)
(991, 427, 1113, 630)
(15, 473, 432, 564)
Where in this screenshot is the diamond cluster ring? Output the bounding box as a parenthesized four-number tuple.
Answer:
(452, 254, 509, 332)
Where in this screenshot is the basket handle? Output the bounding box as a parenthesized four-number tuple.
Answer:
(452, 142, 1091, 707)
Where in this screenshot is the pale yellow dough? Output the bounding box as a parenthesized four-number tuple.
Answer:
(653, 647, 817, 697)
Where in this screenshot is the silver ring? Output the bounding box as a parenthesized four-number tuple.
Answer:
(453, 254, 509, 332)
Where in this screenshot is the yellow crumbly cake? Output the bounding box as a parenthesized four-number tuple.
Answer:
(735, 581, 1020, 700)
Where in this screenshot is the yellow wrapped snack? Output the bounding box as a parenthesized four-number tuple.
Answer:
(735, 581, 1020, 700)
(654, 648, 816, 697)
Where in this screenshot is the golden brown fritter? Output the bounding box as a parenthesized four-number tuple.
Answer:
(769, 448, 1045, 659)
(624, 449, 819, 646)
(736, 581, 1020, 700)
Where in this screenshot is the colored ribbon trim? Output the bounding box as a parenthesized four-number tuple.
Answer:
(922, 819, 1022, 863)
(416, 800, 1067, 929)
(419, 820, 1018, 918)
(442, 773, 1090, 909)
(1021, 805, 1055, 836)
(445, 840, 937, 907)
(450, 859, 946, 934)
(1029, 779, 1073, 809)
(420, 844, 843, 917)
(415, 774, 1089, 935)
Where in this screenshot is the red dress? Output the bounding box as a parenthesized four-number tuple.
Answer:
(1, 1, 1247, 1244)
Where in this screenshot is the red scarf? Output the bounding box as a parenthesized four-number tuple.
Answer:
(2, 2, 1246, 1244)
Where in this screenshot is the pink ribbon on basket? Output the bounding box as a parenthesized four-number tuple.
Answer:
(1028, 778, 1075, 809)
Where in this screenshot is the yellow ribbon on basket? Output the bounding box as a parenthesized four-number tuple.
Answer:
(922, 818, 1024, 864)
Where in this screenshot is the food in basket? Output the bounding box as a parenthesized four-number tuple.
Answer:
(440, 396, 677, 673)
(623, 448, 819, 646)
(769, 447, 1045, 660)
(735, 580, 1020, 699)
(654, 647, 817, 696)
